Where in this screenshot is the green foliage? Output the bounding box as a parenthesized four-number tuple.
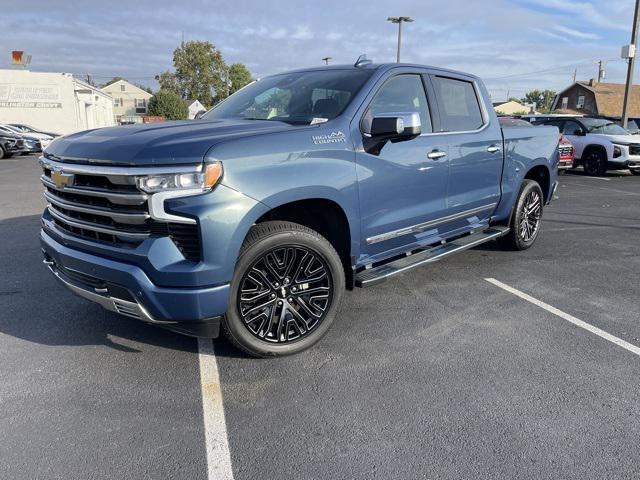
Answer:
(173, 41, 228, 107)
(228, 63, 253, 95)
(156, 41, 252, 108)
(147, 90, 188, 120)
(156, 71, 181, 95)
(521, 89, 557, 113)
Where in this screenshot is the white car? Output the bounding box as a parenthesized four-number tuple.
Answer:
(0, 124, 53, 150)
(536, 117, 640, 176)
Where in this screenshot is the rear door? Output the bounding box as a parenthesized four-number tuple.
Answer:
(428, 74, 503, 221)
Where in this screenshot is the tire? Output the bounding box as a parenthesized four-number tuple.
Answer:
(223, 221, 345, 357)
(558, 169, 566, 175)
(499, 179, 544, 251)
(631, 169, 640, 176)
(0, 145, 5, 160)
(583, 149, 607, 176)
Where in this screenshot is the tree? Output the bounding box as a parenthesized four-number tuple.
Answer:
(147, 90, 188, 120)
(172, 41, 228, 107)
(155, 71, 181, 95)
(522, 89, 557, 113)
(228, 63, 252, 95)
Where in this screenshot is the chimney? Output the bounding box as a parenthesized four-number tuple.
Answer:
(589, 78, 596, 86)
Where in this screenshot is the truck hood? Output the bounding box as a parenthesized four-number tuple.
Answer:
(45, 119, 297, 166)
(591, 134, 640, 145)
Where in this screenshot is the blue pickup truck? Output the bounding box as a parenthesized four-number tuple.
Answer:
(40, 61, 559, 356)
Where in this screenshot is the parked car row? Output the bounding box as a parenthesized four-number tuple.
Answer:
(0, 124, 60, 159)
(499, 114, 640, 176)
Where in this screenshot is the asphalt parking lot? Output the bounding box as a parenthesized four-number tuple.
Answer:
(1, 155, 640, 479)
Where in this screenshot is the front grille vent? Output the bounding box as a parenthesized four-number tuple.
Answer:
(41, 158, 202, 261)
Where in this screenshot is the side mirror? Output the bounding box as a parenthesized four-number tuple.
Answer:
(367, 112, 421, 141)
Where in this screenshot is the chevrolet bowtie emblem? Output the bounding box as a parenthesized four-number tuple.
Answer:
(51, 169, 74, 189)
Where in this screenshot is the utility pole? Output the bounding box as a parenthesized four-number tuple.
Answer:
(322, 57, 332, 65)
(594, 60, 606, 83)
(622, 0, 640, 129)
(387, 16, 414, 62)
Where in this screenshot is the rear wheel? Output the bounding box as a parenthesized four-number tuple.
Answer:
(499, 179, 544, 251)
(583, 149, 607, 176)
(223, 221, 345, 357)
(0, 145, 5, 159)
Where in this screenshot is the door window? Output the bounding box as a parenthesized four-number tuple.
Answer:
(562, 121, 584, 135)
(363, 74, 432, 133)
(431, 76, 484, 132)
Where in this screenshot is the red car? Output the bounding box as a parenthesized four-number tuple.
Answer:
(558, 134, 574, 173)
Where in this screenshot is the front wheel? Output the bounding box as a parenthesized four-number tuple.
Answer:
(583, 150, 607, 176)
(630, 169, 640, 176)
(499, 179, 544, 251)
(223, 221, 345, 357)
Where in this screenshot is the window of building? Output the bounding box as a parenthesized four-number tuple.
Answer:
(120, 84, 125, 92)
(113, 98, 119, 107)
(576, 95, 585, 109)
(363, 74, 433, 134)
(431, 76, 484, 132)
(561, 97, 569, 109)
(135, 98, 146, 108)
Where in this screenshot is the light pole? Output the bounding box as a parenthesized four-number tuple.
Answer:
(387, 16, 414, 63)
(322, 57, 332, 65)
(622, 0, 640, 129)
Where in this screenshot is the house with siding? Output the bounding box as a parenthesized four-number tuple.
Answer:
(101, 79, 152, 124)
(552, 80, 640, 118)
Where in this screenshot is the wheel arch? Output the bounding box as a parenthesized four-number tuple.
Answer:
(252, 197, 355, 288)
(523, 164, 551, 203)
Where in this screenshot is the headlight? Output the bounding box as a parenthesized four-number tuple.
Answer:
(613, 145, 623, 158)
(137, 162, 223, 193)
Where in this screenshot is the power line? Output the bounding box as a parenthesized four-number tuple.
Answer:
(484, 58, 620, 81)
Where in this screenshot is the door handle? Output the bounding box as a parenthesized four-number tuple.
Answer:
(487, 145, 501, 153)
(427, 150, 447, 160)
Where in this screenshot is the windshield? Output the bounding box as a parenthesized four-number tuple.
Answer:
(203, 69, 374, 125)
(581, 118, 630, 135)
(1, 125, 22, 134)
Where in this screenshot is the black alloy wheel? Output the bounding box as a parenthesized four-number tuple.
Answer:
(519, 189, 542, 242)
(583, 149, 607, 176)
(238, 245, 332, 344)
(499, 179, 544, 251)
(223, 221, 345, 357)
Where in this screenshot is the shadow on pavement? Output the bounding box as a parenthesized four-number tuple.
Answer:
(0, 214, 227, 355)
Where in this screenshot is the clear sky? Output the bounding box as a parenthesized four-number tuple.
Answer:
(1, 0, 635, 101)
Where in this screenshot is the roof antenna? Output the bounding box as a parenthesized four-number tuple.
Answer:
(354, 54, 372, 68)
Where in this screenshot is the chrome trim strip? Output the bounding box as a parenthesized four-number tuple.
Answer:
(148, 190, 199, 224)
(44, 261, 174, 324)
(41, 176, 148, 205)
(40, 156, 202, 176)
(44, 191, 150, 224)
(47, 206, 150, 240)
(366, 203, 498, 245)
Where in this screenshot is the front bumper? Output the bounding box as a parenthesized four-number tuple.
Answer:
(41, 229, 229, 337)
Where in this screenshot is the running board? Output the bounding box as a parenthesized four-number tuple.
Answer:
(355, 227, 510, 288)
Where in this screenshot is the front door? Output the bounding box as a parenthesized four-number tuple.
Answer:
(354, 73, 450, 259)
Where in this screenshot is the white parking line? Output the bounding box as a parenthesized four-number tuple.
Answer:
(198, 338, 235, 480)
(485, 278, 640, 357)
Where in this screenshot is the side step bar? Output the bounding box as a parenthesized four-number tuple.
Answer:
(355, 226, 510, 288)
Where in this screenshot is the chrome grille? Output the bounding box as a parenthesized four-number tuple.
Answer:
(629, 145, 640, 156)
(558, 145, 573, 157)
(40, 156, 202, 260)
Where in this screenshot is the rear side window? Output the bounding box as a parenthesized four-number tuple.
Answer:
(432, 76, 484, 132)
(363, 74, 432, 133)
